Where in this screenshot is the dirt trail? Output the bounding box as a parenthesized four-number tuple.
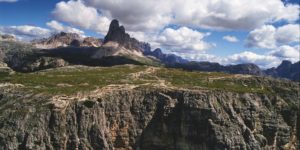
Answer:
(129, 67, 157, 79)
(129, 67, 169, 87)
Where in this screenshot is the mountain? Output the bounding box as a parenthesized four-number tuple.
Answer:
(33, 32, 102, 49)
(265, 60, 300, 81)
(225, 63, 264, 75)
(0, 65, 298, 149)
(0, 20, 298, 82)
(170, 61, 264, 76)
(104, 19, 151, 53)
(32, 32, 81, 49)
(0, 20, 160, 72)
(144, 48, 188, 64)
(0, 34, 16, 42)
(81, 37, 103, 47)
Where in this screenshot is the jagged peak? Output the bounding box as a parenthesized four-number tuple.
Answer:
(0, 34, 16, 42)
(104, 19, 151, 53)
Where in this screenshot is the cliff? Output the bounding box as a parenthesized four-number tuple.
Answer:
(0, 65, 298, 150)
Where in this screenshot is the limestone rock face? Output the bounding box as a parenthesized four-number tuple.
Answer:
(81, 37, 102, 47)
(0, 84, 298, 150)
(0, 34, 16, 42)
(33, 32, 82, 49)
(104, 19, 151, 53)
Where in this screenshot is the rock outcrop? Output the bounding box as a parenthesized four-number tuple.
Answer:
(33, 32, 103, 49)
(0, 34, 16, 41)
(104, 19, 151, 53)
(81, 37, 102, 47)
(33, 32, 81, 49)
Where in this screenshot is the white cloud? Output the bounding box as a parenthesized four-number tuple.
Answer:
(46, 20, 85, 36)
(223, 35, 239, 43)
(155, 27, 212, 52)
(52, 0, 110, 35)
(275, 24, 300, 44)
(0, 25, 51, 41)
(246, 25, 277, 49)
(127, 27, 214, 53)
(0, 0, 17, 2)
(179, 53, 221, 63)
(50, 0, 300, 33)
(82, 0, 299, 31)
(246, 24, 299, 49)
(270, 45, 300, 62)
(85, 0, 171, 32)
(223, 51, 281, 68)
(176, 51, 284, 69)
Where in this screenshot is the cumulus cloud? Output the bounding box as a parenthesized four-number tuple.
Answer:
(180, 48, 299, 69)
(82, 0, 299, 31)
(85, 0, 171, 32)
(246, 25, 277, 49)
(0, 25, 51, 41)
(174, 0, 299, 30)
(52, 0, 110, 35)
(46, 20, 85, 36)
(223, 51, 281, 69)
(223, 35, 239, 43)
(246, 24, 299, 49)
(176, 51, 284, 69)
(275, 24, 300, 44)
(51, 0, 299, 33)
(270, 45, 300, 62)
(155, 27, 213, 52)
(0, 0, 17, 2)
(179, 53, 221, 63)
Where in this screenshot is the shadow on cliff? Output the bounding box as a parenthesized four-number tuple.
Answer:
(135, 92, 225, 150)
(6, 47, 145, 72)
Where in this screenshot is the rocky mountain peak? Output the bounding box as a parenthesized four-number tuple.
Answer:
(104, 19, 151, 53)
(104, 19, 127, 43)
(50, 32, 81, 42)
(264, 60, 299, 81)
(32, 32, 102, 49)
(32, 32, 81, 49)
(0, 34, 16, 41)
(278, 60, 292, 68)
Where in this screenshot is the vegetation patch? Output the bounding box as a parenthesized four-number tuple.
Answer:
(0, 65, 293, 95)
(154, 68, 272, 93)
(83, 100, 96, 108)
(0, 65, 148, 95)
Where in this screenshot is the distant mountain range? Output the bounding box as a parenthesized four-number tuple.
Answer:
(0, 19, 299, 81)
(265, 60, 300, 82)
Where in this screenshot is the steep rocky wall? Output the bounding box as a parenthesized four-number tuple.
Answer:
(0, 86, 298, 150)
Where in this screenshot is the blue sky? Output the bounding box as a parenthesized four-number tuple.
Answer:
(0, 0, 299, 68)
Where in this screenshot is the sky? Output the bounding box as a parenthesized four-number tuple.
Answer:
(0, 0, 299, 69)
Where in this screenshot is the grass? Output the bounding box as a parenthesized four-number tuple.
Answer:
(154, 68, 272, 93)
(0, 65, 277, 95)
(0, 65, 147, 95)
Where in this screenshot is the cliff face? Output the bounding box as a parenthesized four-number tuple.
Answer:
(0, 77, 298, 150)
